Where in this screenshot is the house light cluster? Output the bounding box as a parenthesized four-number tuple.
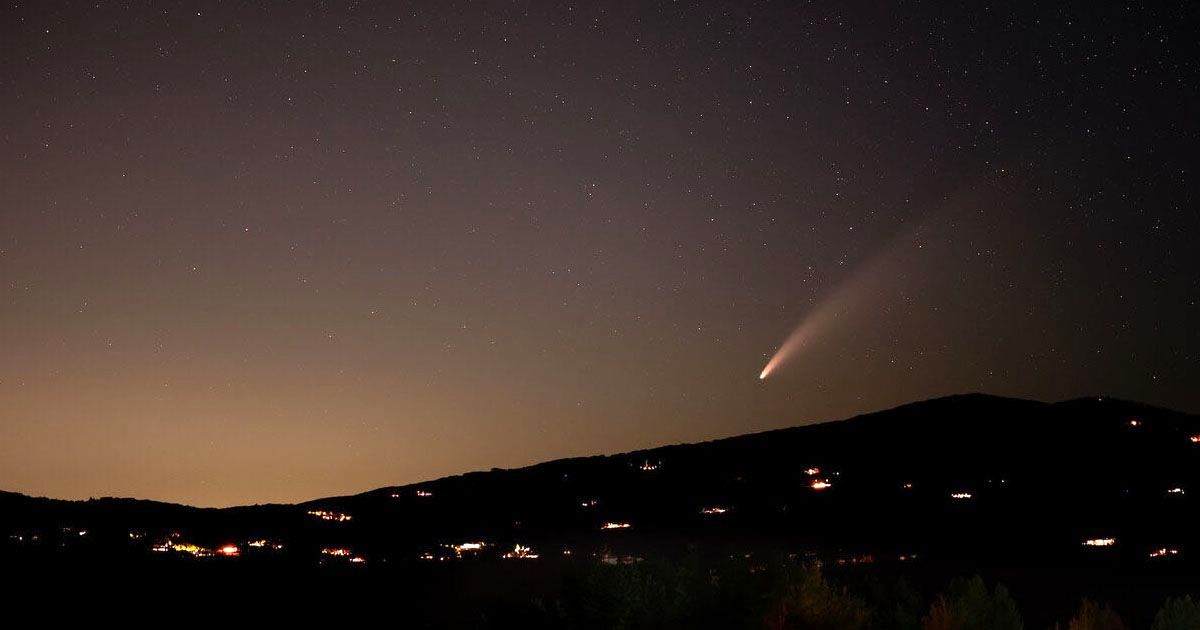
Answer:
(307, 510, 352, 522)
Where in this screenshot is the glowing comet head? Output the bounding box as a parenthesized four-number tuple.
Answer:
(758, 326, 811, 380)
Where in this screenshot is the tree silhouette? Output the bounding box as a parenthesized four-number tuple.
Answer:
(1061, 599, 1127, 630)
(922, 576, 1023, 630)
(764, 561, 869, 630)
(1151, 596, 1200, 630)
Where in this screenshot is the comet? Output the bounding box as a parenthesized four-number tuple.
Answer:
(758, 298, 845, 380)
(759, 321, 816, 379)
(757, 161, 987, 381)
(758, 259, 883, 380)
(758, 227, 926, 381)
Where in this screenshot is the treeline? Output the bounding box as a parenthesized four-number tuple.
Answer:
(457, 557, 1200, 630)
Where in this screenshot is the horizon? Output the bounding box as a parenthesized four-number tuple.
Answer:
(3, 390, 1187, 508)
(6, 385, 1200, 627)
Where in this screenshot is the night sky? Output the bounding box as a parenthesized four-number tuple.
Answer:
(2, 1, 1197, 506)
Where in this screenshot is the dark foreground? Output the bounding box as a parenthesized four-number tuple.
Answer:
(5, 547, 1200, 628)
(4, 394, 1200, 626)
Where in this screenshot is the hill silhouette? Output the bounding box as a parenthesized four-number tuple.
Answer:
(5, 394, 1199, 558)
(4, 393, 1199, 625)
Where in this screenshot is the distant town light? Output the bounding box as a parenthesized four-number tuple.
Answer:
(810, 479, 833, 490)
(1082, 538, 1116, 547)
(416, 490, 434, 497)
(217, 545, 240, 557)
(1167, 487, 1186, 495)
(949, 492, 973, 500)
(803, 467, 821, 476)
(1149, 547, 1180, 558)
(601, 522, 632, 530)
(835, 554, 875, 565)
(153, 540, 212, 557)
(441, 541, 489, 558)
(503, 544, 539, 559)
(701, 506, 728, 515)
(1190, 435, 1200, 443)
(1128, 419, 1142, 427)
(320, 547, 365, 563)
(307, 510, 352, 522)
(599, 552, 643, 565)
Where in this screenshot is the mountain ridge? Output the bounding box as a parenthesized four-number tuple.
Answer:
(2, 392, 1191, 511)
